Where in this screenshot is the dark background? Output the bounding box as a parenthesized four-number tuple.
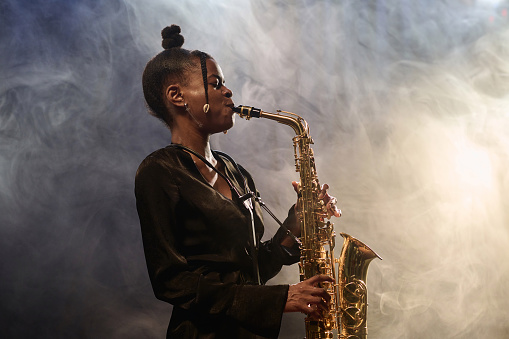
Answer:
(1, 0, 509, 338)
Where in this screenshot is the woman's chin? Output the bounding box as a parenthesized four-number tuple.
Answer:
(224, 116, 235, 130)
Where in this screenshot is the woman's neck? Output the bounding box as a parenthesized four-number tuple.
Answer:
(171, 129, 215, 164)
(170, 124, 232, 200)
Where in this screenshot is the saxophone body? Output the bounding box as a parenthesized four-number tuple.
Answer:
(233, 106, 381, 339)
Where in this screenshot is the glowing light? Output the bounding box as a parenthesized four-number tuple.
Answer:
(454, 146, 493, 188)
(502, 8, 507, 17)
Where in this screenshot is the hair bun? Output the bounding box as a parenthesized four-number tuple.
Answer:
(161, 25, 184, 50)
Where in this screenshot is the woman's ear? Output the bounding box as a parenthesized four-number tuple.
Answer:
(166, 84, 185, 107)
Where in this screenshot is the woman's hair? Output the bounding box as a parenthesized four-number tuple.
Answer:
(142, 25, 211, 127)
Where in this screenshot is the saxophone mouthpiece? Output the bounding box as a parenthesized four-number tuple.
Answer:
(233, 105, 262, 119)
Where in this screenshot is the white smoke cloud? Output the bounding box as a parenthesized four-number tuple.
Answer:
(1, 0, 508, 338)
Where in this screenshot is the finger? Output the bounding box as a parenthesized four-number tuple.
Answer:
(304, 302, 326, 315)
(318, 183, 329, 199)
(303, 295, 325, 306)
(313, 287, 332, 302)
(334, 207, 342, 217)
(327, 196, 337, 206)
(292, 181, 300, 194)
(322, 192, 336, 204)
(305, 274, 335, 286)
(305, 304, 327, 320)
(304, 303, 317, 315)
(326, 207, 339, 219)
(301, 288, 331, 306)
(326, 200, 341, 218)
(324, 194, 342, 217)
(315, 297, 330, 313)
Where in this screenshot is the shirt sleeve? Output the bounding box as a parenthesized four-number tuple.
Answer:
(257, 205, 301, 283)
(135, 157, 289, 338)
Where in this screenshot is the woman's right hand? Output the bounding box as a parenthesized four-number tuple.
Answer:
(284, 274, 334, 319)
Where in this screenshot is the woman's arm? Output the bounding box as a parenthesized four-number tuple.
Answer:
(135, 158, 289, 337)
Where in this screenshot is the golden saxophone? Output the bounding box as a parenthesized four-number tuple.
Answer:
(233, 106, 381, 339)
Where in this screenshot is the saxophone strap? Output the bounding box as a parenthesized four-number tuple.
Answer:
(213, 150, 301, 246)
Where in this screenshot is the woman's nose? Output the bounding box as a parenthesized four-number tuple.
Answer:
(224, 87, 233, 98)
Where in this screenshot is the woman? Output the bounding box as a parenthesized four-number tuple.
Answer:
(135, 25, 340, 338)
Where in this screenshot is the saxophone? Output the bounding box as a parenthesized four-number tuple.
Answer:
(233, 106, 381, 339)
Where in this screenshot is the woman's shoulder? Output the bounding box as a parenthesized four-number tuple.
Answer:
(143, 145, 180, 161)
(136, 145, 183, 176)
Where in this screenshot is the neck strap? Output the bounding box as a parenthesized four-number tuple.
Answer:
(169, 144, 254, 202)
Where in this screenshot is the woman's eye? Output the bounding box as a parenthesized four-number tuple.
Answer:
(210, 79, 222, 90)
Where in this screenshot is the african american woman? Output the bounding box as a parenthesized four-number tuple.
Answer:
(135, 25, 340, 339)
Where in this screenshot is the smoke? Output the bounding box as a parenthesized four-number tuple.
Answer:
(1, 0, 508, 338)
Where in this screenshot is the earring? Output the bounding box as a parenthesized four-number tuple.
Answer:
(223, 130, 228, 134)
(203, 104, 210, 113)
(185, 103, 203, 128)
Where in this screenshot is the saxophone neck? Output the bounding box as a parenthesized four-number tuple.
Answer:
(233, 105, 309, 137)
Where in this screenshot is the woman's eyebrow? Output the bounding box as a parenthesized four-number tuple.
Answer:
(209, 74, 225, 83)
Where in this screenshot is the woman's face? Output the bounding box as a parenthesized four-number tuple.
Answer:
(182, 58, 235, 134)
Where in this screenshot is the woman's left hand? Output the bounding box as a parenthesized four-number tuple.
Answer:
(292, 181, 341, 219)
(318, 183, 341, 219)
